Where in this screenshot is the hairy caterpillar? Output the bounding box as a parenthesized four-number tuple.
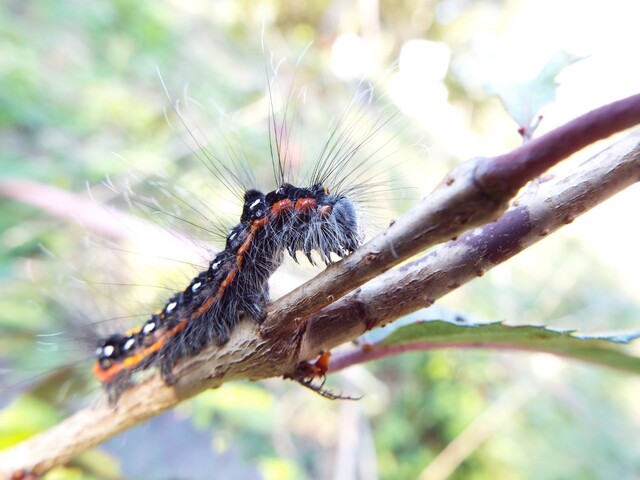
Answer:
(86, 77, 396, 402)
(94, 181, 362, 401)
(0, 45, 403, 415)
(0, 84, 396, 415)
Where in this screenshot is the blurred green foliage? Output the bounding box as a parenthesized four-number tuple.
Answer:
(1, 1, 640, 480)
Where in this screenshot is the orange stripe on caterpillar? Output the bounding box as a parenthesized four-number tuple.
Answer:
(93, 318, 189, 383)
(294, 197, 317, 213)
(271, 198, 294, 217)
(93, 219, 271, 388)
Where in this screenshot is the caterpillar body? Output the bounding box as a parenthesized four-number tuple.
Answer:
(82, 68, 401, 401)
(93, 180, 362, 401)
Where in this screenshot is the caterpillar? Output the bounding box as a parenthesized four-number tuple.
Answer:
(87, 80, 392, 403)
(93, 181, 362, 402)
(0, 67, 398, 413)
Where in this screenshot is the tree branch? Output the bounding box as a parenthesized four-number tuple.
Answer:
(1, 95, 640, 478)
(299, 129, 640, 359)
(264, 93, 640, 333)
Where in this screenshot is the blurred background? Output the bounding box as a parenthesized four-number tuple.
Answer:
(2, 0, 640, 479)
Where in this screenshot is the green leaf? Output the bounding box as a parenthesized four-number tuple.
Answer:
(372, 320, 640, 374)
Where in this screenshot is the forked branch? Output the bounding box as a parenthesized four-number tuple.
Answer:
(1, 94, 640, 478)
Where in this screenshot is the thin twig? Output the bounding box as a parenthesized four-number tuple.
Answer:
(0, 179, 210, 264)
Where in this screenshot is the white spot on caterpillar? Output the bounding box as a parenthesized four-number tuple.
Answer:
(192, 282, 202, 292)
(123, 338, 136, 351)
(143, 321, 156, 334)
(103, 345, 115, 357)
(166, 301, 177, 313)
(250, 198, 261, 209)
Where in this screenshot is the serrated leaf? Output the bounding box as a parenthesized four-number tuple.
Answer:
(370, 320, 640, 374)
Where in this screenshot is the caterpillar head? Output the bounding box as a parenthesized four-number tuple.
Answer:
(265, 183, 362, 265)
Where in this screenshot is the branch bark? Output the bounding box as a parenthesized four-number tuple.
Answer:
(264, 93, 640, 332)
(1, 95, 640, 478)
(300, 129, 640, 360)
